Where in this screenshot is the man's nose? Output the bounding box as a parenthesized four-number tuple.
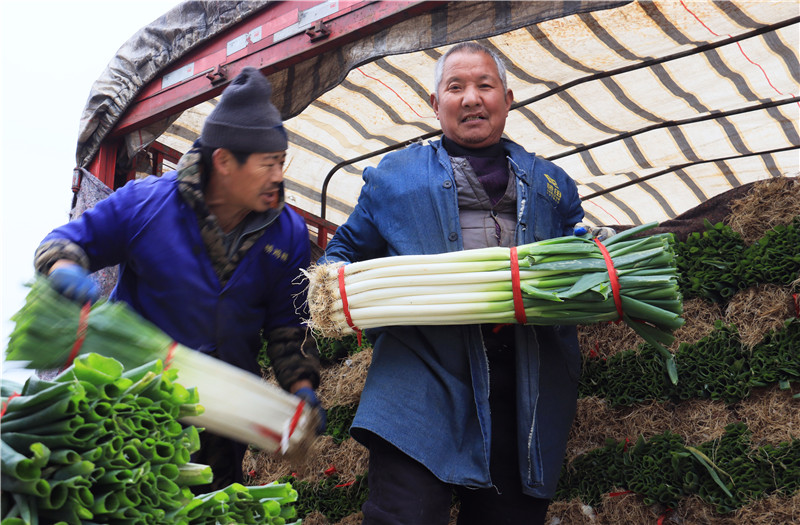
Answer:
(462, 84, 481, 106)
(269, 166, 284, 182)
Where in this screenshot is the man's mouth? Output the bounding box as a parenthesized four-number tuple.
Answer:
(462, 115, 485, 123)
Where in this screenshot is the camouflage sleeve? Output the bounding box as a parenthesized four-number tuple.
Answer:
(34, 239, 91, 275)
(265, 326, 321, 391)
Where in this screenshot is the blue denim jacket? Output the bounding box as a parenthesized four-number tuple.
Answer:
(321, 138, 584, 498)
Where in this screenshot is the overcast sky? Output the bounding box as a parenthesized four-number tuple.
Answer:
(1, 0, 182, 380)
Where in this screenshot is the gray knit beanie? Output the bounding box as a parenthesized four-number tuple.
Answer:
(201, 67, 288, 153)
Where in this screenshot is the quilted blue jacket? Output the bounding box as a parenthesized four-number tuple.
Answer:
(321, 138, 585, 498)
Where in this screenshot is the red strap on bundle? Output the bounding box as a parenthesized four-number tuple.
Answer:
(594, 238, 623, 322)
(338, 266, 362, 345)
(1, 392, 20, 418)
(510, 246, 527, 324)
(288, 399, 306, 437)
(62, 301, 92, 371)
(793, 293, 799, 318)
(163, 341, 178, 370)
(252, 398, 307, 444)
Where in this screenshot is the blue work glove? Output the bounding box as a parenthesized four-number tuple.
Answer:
(573, 222, 616, 242)
(48, 265, 100, 305)
(294, 386, 327, 435)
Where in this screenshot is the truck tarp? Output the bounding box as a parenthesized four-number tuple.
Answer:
(76, 0, 799, 230)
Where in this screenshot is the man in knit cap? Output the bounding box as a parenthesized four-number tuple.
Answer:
(34, 67, 325, 491)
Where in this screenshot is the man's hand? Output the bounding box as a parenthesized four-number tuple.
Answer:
(293, 386, 327, 435)
(48, 263, 99, 304)
(573, 222, 616, 241)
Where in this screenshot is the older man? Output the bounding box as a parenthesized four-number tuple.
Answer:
(35, 67, 324, 492)
(320, 42, 586, 524)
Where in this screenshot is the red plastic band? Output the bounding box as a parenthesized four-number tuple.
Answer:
(510, 246, 527, 324)
(335, 480, 355, 488)
(253, 424, 282, 443)
(1, 392, 20, 418)
(594, 238, 623, 322)
(657, 508, 673, 525)
(62, 301, 92, 371)
(287, 399, 306, 438)
(793, 293, 799, 318)
(608, 490, 633, 498)
(251, 399, 307, 445)
(163, 341, 178, 370)
(338, 266, 362, 345)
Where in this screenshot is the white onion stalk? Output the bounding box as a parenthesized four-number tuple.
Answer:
(170, 346, 318, 455)
(5, 280, 319, 456)
(303, 223, 684, 383)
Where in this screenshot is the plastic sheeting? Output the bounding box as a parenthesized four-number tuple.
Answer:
(77, 0, 800, 232)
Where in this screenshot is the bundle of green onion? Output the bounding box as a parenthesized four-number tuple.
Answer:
(5, 279, 319, 455)
(305, 222, 683, 383)
(1, 353, 300, 524)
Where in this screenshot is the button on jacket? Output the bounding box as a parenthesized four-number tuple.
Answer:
(321, 138, 585, 498)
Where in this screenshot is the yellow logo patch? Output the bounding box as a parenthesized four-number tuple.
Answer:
(264, 243, 289, 262)
(544, 173, 561, 204)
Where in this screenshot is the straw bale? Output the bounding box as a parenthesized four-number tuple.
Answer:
(318, 346, 372, 407)
(594, 491, 667, 524)
(670, 298, 724, 350)
(566, 397, 732, 464)
(545, 499, 598, 524)
(576, 297, 721, 360)
(733, 384, 800, 446)
(549, 491, 800, 524)
(567, 384, 797, 465)
(677, 492, 800, 525)
(336, 512, 365, 525)
(301, 511, 330, 525)
(724, 284, 795, 348)
(728, 491, 800, 525)
(245, 435, 369, 486)
(577, 321, 644, 360)
(727, 176, 800, 244)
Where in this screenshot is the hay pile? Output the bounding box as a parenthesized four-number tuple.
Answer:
(247, 177, 799, 524)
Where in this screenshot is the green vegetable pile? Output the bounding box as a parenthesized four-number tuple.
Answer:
(280, 474, 368, 522)
(579, 317, 800, 406)
(556, 422, 800, 513)
(1, 353, 299, 525)
(675, 216, 800, 303)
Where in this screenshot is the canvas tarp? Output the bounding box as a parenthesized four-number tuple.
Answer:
(77, 0, 800, 233)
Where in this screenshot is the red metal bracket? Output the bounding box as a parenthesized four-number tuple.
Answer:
(111, 1, 443, 136)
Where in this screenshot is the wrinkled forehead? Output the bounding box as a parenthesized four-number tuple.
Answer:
(440, 50, 500, 83)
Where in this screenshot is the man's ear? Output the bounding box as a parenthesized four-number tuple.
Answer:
(211, 148, 233, 175)
(430, 92, 439, 119)
(505, 88, 514, 111)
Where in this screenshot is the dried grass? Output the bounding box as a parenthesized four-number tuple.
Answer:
(576, 297, 722, 360)
(300, 511, 330, 525)
(245, 435, 369, 486)
(548, 492, 800, 525)
(724, 284, 795, 348)
(566, 383, 798, 465)
(670, 297, 725, 350)
(317, 346, 372, 407)
(733, 384, 800, 446)
(727, 177, 800, 244)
